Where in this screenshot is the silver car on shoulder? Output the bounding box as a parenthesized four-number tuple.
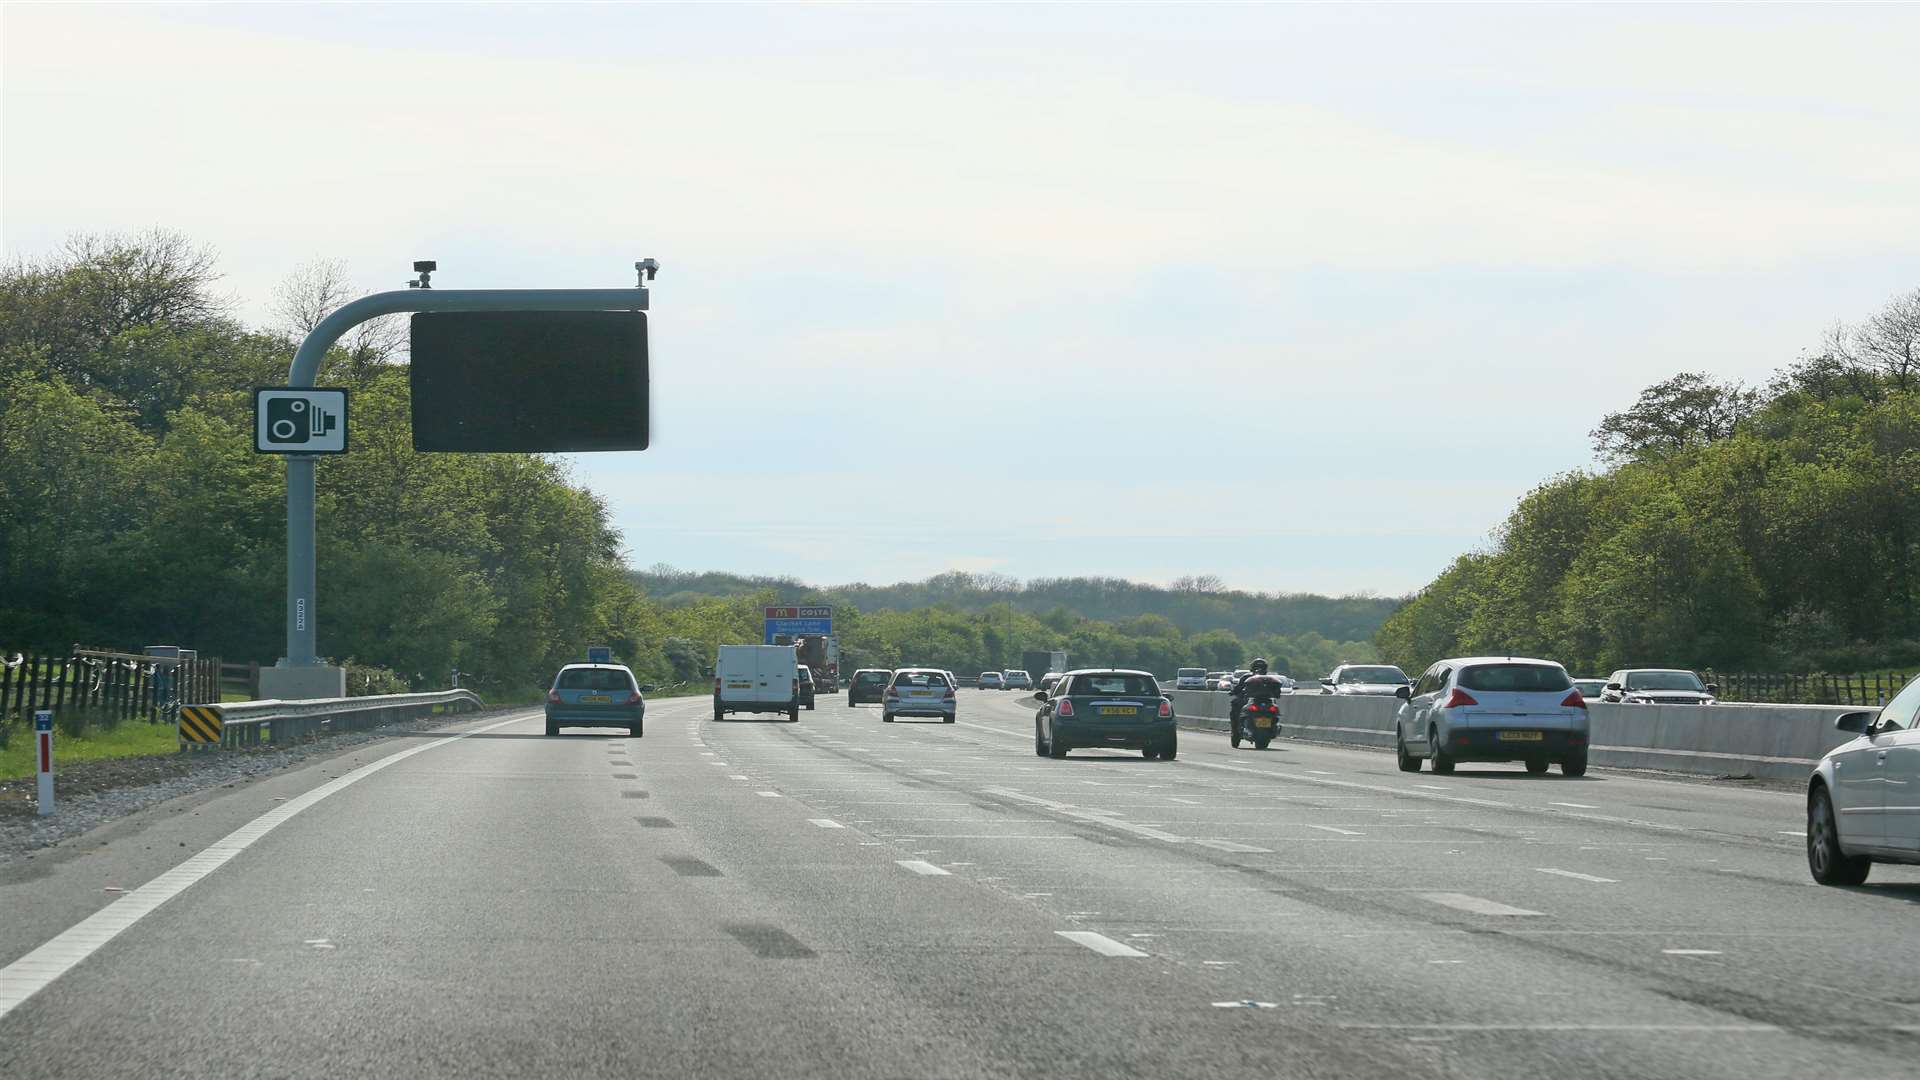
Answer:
(1394, 657, 1589, 776)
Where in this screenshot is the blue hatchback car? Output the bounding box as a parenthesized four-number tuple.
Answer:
(546, 664, 650, 737)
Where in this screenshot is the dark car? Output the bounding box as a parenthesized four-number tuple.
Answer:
(847, 668, 892, 706)
(1034, 669, 1176, 760)
(798, 665, 817, 710)
(546, 663, 649, 737)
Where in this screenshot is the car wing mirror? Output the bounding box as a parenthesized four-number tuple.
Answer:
(1705, 683, 1720, 695)
(1835, 710, 1875, 734)
(1033, 691, 1047, 702)
(1319, 677, 1334, 685)
(1394, 685, 1412, 700)
(1605, 682, 1623, 692)
(638, 684, 656, 693)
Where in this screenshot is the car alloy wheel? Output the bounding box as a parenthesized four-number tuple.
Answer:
(1807, 786, 1870, 886)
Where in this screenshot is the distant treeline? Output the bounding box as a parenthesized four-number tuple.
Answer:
(1376, 288, 1920, 678)
(631, 566, 1400, 644)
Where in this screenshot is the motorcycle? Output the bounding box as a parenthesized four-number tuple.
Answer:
(1229, 673, 1287, 750)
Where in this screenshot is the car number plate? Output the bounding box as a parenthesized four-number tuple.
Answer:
(1498, 731, 1543, 741)
(581, 695, 610, 703)
(1102, 706, 1138, 716)
(1254, 716, 1273, 728)
(727, 681, 751, 688)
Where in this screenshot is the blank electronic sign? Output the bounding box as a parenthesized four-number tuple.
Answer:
(409, 311, 649, 452)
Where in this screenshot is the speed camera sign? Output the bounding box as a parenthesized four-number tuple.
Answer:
(254, 388, 349, 454)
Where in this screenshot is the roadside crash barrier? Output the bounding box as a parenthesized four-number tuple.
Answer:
(1160, 689, 1862, 783)
(177, 689, 487, 750)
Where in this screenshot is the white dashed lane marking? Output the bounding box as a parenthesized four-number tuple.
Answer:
(1309, 825, 1364, 836)
(896, 860, 952, 876)
(1418, 893, 1546, 917)
(1056, 931, 1150, 958)
(808, 818, 845, 829)
(1535, 868, 1618, 884)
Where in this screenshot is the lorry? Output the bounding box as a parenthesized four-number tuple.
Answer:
(1022, 650, 1069, 682)
(713, 644, 800, 722)
(793, 635, 840, 692)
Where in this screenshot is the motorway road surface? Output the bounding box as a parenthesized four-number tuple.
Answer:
(4, 690, 1919, 1079)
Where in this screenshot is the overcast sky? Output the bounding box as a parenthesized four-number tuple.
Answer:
(5, 3, 1917, 595)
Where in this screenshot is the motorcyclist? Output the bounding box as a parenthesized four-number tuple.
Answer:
(1230, 658, 1270, 738)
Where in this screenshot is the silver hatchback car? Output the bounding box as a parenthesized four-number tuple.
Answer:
(1394, 657, 1589, 776)
(883, 668, 956, 723)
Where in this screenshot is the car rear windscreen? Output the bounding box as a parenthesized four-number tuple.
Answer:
(1068, 673, 1159, 696)
(854, 671, 890, 685)
(557, 668, 635, 691)
(1457, 664, 1572, 693)
(894, 672, 950, 688)
(1178, 668, 1205, 677)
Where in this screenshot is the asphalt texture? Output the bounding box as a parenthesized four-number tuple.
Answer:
(3, 690, 1919, 1079)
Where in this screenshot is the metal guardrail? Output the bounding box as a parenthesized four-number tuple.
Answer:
(181, 689, 488, 749)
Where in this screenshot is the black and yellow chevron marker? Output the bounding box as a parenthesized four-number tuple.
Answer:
(178, 705, 224, 744)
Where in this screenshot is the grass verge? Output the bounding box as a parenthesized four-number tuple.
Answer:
(0, 721, 178, 781)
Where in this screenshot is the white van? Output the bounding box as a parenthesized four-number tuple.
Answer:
(714, 644, 800, 722)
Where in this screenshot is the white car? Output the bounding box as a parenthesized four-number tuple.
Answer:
(1175, 667, 1207, 691)
(1394, 657, 1589, 776)
(1601, 668, 1718, 705)
(978, 671, 1007, 690)
(1806, 676, 1920, 885)
(1004, 669, 1033, 690)
(1321, 664, 1412, 696)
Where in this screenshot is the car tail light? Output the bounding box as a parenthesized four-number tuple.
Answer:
(1157, 700, 1172, 718)
(943, 687, 955, 699)
(624, 692, 643, 705)
(1561, 690, 1586, 709)
(713, 677, 721, 694)
(546, 690, 561, 704)
(1569, 733, 1588, 745)
(1057, 699, 1075, 717)
(1443, 688, 1478, 709)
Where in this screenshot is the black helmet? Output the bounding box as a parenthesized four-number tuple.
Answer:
(1250, 658, 1269, 674)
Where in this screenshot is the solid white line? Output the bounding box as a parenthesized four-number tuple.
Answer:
(808, 818, 845, 829)
(1536, 868, 1618, 884)
(1663, 948, 1723, 956)
(1550, 802, 1599, 809)
(1309, 825, 1364, 836)
(0, 711, 534, 1020)
(1418, 892, 1546, 917)
(1056, 931, 1150, 957)
(896, 859, 952, 876)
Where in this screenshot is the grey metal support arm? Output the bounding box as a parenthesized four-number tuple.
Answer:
(279, 286, 648, 668)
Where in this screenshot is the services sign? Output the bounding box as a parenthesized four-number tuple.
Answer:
(763, 605, 832, 644)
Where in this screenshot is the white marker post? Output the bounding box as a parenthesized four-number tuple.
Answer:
(34, 709, 54, 816)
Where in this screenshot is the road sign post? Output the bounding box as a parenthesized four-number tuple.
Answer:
(265, 272, 654, 699)
(34, 710, 53, 816)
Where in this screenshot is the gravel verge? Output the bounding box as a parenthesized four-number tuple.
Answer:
(0, 704, 534, 864)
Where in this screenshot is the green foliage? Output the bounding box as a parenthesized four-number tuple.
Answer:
(630, 565, 1399, 643)
(1379, 289, 1920, 677)
(0, 233, 647, 702)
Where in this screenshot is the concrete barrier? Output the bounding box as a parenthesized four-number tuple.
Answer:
(1162, 689, 1862, 783)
